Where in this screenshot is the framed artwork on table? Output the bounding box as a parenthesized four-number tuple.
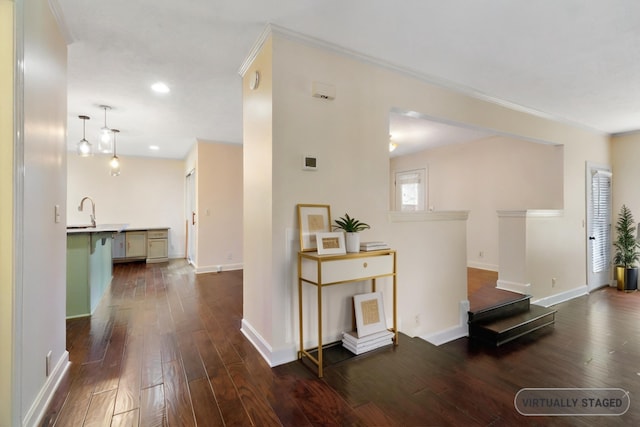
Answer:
(315, 232, 346, 255)
(353, 292, 388, 337)
(297, 204, 331, 252)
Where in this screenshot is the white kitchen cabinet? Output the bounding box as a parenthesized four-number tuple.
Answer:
(112, 232, 125, 259)
(125, 231, 147, 259)
(147, 229, 169, 263)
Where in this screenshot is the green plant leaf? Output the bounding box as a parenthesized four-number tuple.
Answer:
(332, 213, 370, 232)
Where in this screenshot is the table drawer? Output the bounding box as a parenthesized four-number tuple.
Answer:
(301, 253, 394, 284)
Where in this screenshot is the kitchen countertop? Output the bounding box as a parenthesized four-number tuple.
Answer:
(66, 224, 170, 234)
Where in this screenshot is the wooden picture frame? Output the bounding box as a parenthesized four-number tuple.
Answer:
(297, 204, 331, 252)
(316, 232, 346, 255)
(353, 292, 388, 337)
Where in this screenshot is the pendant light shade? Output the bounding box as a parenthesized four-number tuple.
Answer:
(110, 129, 121, 176)
(98, 105, 112, 153)
(77, 115, 92, 156)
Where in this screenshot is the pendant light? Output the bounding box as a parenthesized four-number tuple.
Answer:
(76, 115, 92, 156)
(110, 129, 121, 176)
(98, 105, 112, 153)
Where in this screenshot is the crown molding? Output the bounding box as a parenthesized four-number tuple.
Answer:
(238, 24, 605, 136)
(48, 0, 75, 44)
(237, 24, 273, 77)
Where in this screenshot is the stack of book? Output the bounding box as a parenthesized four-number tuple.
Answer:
(359, 241, 390, 251)
(342, 329, 394, 355)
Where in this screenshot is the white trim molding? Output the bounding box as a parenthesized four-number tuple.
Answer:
(497, 209, 564, 218)
(532, 285, 589, 308)
(26, 352, 70, 427)
(195, 263, 243, 274)
(240, 319, 297, 367)
(467, 261, 499, 272)
(388, 210, 469, 223)
(420, 300, 470, 346)
(497, 279, 531, 294)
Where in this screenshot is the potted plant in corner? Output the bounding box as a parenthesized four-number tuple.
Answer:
(613, 204, 640, 291)
(333, 213, 370, 253)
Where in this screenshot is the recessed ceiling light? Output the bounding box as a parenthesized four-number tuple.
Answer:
(151, 82, 170, 93)
(149, 145, 159, 151)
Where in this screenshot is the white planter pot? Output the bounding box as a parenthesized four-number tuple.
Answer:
(345, 232, 360, 253)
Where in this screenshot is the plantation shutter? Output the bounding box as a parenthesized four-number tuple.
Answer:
(591, 170, 611, 273)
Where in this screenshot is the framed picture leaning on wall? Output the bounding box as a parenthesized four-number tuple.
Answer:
(297, 204, 331, 252)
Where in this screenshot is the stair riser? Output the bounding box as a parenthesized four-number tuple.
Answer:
(470, 312, 556, 346)
(468, 298, 530, 324)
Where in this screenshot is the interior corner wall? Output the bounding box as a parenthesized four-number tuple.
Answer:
(243, 30, 610, 365)
(0, 1, 15, 424)
(193, 141, 243, 273)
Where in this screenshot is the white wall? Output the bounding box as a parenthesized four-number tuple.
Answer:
(241, 28, 610, 367)
(391, 135, 564, 270)
(4, 0, 70, 425)
(67, 155, 186, 258)
(192, 141, 243, 273)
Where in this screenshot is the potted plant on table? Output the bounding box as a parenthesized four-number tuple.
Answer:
(333, 213, 370, 253)
(613, 204, 640, 291)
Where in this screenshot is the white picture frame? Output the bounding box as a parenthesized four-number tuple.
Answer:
(315, 232, 346, 255)
(353, 291, 388, 337)
(297, 204, 331, 252)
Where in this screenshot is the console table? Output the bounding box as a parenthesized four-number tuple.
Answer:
(297, 249, 397, 377)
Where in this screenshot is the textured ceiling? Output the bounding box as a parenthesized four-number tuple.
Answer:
(53, 0, 640, 159)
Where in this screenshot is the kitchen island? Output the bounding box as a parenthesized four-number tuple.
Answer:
(66, 224, 127, 318)
(66, 224, 170, 318)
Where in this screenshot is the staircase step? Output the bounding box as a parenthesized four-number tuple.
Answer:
(468, 294, 531, 324)
(469, 305, 557, 346)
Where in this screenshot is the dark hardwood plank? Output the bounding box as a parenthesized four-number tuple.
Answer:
(110, 409, 140, 427)
(140, 329, 163, 389)
(83, 389, 117, 427)
(94, 325, 126, 393)
(188, 378, 224, 427)
(162, 359, 195, 427)
(114, 333, 143, 415)
(225, 362, 282, 427)
(139, 384, 166, 427)
(191, 329, 253, 426)
(176, 331, 206, 382)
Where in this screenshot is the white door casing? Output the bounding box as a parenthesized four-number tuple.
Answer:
(586, 163, 612, 291)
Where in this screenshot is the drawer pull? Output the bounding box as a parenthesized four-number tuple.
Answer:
(363, 262, 368, 268)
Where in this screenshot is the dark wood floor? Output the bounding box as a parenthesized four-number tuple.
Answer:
(41, 261, 640, 426)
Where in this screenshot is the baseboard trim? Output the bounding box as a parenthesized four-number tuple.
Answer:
(27, 351, 70, 427)
(419, 300, 470, 346)
(531, 285, 589, 308)
(240, 319, 297, 367)
(467, 262, 499, 271)
(497, 279, 531, 294)
(195, 263, 243, 274)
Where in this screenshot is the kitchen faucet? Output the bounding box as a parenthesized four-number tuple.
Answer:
(78, 196, 96, 227)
